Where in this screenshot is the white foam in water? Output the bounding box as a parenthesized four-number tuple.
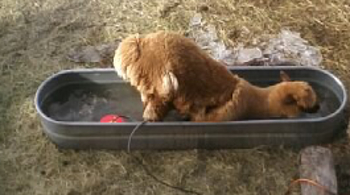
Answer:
(47, 90, 119, 121)
(45, 84, 186, 122)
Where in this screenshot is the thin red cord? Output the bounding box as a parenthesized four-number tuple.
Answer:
(285, 178, 337, 195)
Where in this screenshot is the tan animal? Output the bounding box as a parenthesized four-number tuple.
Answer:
(113, 31, 319, 122)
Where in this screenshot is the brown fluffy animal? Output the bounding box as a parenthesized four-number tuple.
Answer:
(113, 31, 319, 122)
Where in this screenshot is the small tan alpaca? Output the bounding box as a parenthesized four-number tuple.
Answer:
(113, 31, 319, 122)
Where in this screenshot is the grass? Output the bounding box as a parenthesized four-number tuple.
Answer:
(0, 0, 350, 194)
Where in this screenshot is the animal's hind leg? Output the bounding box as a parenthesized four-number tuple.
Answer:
(142, 94, 171, 121)
(195, 100, 240, 122)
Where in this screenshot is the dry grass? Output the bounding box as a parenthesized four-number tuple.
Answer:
(1, 0, 350, 194)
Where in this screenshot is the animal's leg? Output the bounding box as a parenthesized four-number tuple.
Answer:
(197, 82, 246, 122)
(140, 93, 148, 109)
(142, 94, 171, 121)
(190, 108, 207, 122)
(140, 72, 177, 121)
(193, 100, 242, 122)
(188, 105, 232, 122)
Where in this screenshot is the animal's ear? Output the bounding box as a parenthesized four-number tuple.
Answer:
(119, 35, 142, 62)
(280, 71, 291, 82)
(283, 94, 297, 105)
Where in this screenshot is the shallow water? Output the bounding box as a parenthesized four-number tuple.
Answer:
(43, 83, 185, 122)
(42, 82, 340, 122)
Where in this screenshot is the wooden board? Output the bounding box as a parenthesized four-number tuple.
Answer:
(299, 146, 337, 195)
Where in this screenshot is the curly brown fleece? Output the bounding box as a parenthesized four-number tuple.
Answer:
(114, 31, 319, 122)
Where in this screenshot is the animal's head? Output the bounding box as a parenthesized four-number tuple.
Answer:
(113, 34, 143, 80)
(270, 71, 320, 118)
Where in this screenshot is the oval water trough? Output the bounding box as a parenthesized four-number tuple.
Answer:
(34, 66, 348, 150)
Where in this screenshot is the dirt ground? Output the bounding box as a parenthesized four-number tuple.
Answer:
(1, 0, 350, 194)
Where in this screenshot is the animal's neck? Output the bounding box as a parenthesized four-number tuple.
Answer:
(240, 82, 278, 119)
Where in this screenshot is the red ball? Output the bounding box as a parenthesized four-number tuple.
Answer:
(100, 114, 126, 123)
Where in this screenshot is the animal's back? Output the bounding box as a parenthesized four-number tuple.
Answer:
(148, 32, 239, 109)
(115, 31, 240, 120)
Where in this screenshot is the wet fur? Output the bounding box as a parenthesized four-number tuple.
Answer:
(113, 31, 319, 122)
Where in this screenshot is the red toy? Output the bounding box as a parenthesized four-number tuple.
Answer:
(100, 114, 126, 123)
